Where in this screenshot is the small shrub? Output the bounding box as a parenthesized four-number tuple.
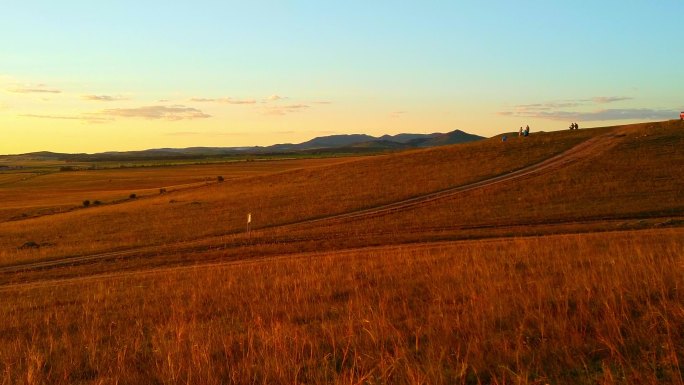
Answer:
(129, 193, 137, 199)
(19, 241, 40, 250)
(82, 200, 91, 207)
(93, 200, 102, 205)
(159, 188, 167, 194)
(217, 176, 225, 182)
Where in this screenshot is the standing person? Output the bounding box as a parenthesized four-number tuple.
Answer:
(524, 125, 530, 136)
(519, 127, 523, 137)
(575, 122, 579, 130)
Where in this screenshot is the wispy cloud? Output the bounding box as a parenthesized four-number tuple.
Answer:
(7, 85, 61, 94)
(262, 104, 310, 116)
(19, 113, 112, 124)
(265, 94, 285, 102)
(94, 105, 211, 120)
(509, 96, 632, 114)
(20, 114, 83, 120)
(498, 96, 651, 121)
(81, 94, 129, 102)
(592, 96, 633, 104)
(190, 97, 256, 105)
(165, 131, 246, 137)
(526, 108, 678, 121)
(500, 108, 678, 121)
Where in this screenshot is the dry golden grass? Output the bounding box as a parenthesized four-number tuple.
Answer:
(0, 157, 356, 222)
(1, 121, 682, 384)
(286, 120, 684, 244)
(1, 229, 682, 384)
(0, 128, 598, 263)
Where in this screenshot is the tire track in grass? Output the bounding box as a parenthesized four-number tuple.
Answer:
(0, 132, 624, 275)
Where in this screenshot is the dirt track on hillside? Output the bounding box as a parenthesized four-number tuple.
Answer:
(295, 131, 624, 225)
(0, 131, 626, 275)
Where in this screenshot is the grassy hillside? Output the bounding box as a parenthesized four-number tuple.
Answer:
(280, 120, 684, 247)
(0, 127, 599, 263)
(2, 121, 683, 267)
(0, 121, 682, 384)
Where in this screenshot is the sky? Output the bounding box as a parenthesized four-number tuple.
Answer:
(1, 1, 683, 154)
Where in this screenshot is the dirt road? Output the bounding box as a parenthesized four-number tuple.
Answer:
(0, 131, 625, 275)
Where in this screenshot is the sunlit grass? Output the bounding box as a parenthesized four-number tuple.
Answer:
(1, 230, 681, 384)
(0, 127, 598, 262)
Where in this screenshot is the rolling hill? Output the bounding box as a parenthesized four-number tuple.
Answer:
(0, 120, 682, 385)
(4, 129, 485, 161)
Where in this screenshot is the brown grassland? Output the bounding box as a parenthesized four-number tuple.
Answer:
(0, 157, 357, 223)
(0, 120, 683, 384)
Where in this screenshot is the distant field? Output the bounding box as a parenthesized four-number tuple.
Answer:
(0, 127, 599, 261)
(0, 120, 682, 385)
(0, 157, 359, 222)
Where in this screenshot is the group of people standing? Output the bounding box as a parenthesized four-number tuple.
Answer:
(502, 124, 530, 142)
(518, 125, 530, 137)
(504, 122, 580, 142)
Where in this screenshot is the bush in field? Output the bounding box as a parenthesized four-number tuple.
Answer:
(82, 200, 90, 207)
(129, 193, 137, 199)
(93, 200, 102, 205)
(217, 176, 225, 182)
(159, 188, 167, 194)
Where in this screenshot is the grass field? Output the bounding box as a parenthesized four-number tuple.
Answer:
(0, 127, 600, 262)
(1, 120, 682, 384)
(1, 230, 681, 384)
(0, 157, 359, 223)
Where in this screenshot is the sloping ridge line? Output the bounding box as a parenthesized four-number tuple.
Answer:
(297, 132, 621, 225)
(0, 132, 619, 274)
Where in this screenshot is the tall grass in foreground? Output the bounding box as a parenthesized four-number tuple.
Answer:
(1, 230, 682, 384)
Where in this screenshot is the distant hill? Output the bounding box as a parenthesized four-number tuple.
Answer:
(268, 134, 378, 151)
(6, 129, 485, 161)
(405, 130, 485, 147)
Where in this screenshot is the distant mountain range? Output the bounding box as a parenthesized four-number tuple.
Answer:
(8, 129, 485, 161)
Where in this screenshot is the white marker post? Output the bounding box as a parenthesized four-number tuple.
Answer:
(247, 212, 252, 236)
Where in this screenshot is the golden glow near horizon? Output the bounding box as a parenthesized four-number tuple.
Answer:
(2, 2, 683, 154)
(0, 81, 506, 154)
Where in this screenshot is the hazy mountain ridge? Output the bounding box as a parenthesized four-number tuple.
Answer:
(5, 129, 484, 161)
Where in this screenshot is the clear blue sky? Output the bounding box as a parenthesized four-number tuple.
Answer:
(1, 1, 682, 153)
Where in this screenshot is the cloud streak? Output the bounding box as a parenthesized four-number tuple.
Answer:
(8, 86, 61, 94)
(592, 96, 633, 104)
(95, 105, 211, 120)
(265, 94, 285, 102)
(19, 113, 112, 123)
(262, 104, 310, 116)
(165, 131, 246, 137)
(509, 96, 633, 114)
(81, 94, 129, 102)
(190, 97, 256, 105)
(497, 96, 661, 121)
(500, 108, 679, 121)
